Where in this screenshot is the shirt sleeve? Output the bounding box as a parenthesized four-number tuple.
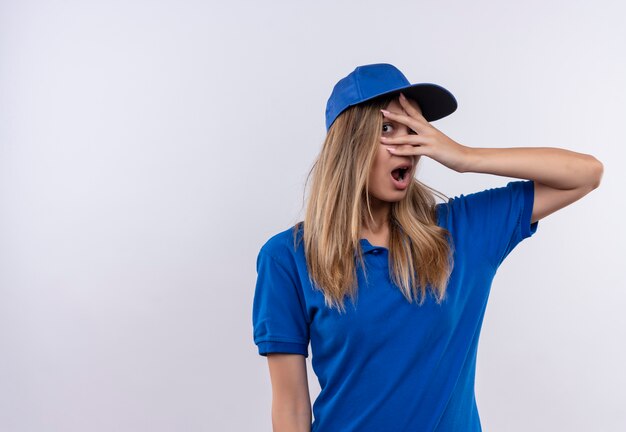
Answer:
(448, 180, 539, 269)
(252, 247, 310, 358)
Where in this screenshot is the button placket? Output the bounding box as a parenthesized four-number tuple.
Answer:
(364, 249, 389, 271)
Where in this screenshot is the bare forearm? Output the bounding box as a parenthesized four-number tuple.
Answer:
(272, 406, 311, 432)
(267, 354, 311, 431)
(461, 146, 604, 190)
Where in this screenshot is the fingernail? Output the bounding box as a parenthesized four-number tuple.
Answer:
(380, 109, 390, 115)
(386, 147, 395, 152)
(399, 92, 406, 100)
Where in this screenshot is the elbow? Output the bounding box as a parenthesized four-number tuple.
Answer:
(271, 407, 312, 432)
(588, 156, 604, 190)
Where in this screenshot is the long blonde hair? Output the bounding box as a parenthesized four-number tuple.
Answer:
(294, 94, 454, 313)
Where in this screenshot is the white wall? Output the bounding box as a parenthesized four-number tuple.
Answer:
(1, 0, 624, 431)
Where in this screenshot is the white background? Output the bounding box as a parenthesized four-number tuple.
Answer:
(1, 0, 624, 431)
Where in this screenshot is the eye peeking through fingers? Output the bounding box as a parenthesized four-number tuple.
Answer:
(382, 123, 394, 134)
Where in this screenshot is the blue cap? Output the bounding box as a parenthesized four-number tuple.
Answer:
(325, 63, 458, 131)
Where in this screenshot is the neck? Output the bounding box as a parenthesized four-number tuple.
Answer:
(360, 197, 391, 245)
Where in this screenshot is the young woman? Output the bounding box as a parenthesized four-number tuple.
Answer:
(252, 63, 603, 431)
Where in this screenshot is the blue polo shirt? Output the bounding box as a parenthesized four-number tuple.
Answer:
(252, 180, 539, 431)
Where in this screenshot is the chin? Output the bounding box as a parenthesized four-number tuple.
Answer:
(387, 194, 408, 203)
(371, 191, 409, 204)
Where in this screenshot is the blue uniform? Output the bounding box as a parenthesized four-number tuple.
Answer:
(252, 180, 539, 431)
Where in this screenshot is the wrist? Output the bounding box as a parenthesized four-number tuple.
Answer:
(459, 144, 478, 173)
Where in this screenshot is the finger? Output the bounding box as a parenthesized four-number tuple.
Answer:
(398, 92, 428, 123)
(380, 134, 425, 146)
(380, 109, 425, 133)
(386, 145, 425, 157)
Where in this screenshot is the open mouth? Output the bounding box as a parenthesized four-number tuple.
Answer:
(390, 164, 412, 190)
(391, 167, 409, 181)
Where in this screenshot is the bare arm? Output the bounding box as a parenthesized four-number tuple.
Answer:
(461, 146, 604, 224)
(267, 353, 312, 432)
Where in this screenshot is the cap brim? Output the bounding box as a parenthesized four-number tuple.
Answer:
(360, 82, 458, 122)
